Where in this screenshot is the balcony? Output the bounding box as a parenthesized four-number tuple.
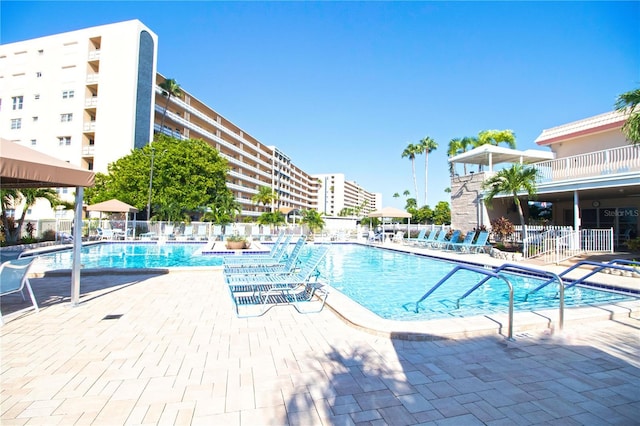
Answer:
(86, 73, 99, 84)
(82, 146, 95, 156)
(535, 145, 639, 184)
(85, 97, 98, 107)
(83, 122, 96, 132)
(88, 50, 101, 61)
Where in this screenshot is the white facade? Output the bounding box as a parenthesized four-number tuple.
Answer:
(0, 20, 158, 198)
(313, 173, 380, 216)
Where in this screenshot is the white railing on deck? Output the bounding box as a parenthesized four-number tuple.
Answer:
(535, 145, 640, 184)
(523, 228, 613, 264)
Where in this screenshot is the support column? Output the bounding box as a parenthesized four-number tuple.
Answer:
(71, 186, 83, 306)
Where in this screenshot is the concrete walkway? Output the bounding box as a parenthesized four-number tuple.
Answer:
(1, 269, 639, 425)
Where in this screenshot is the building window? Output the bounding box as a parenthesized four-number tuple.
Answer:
(87, 161, 94, 171)
(12, 96, 23, 110)
(58, 136, 71, 146)
(31, 139, 36, 145)
(60, 113, 73, 122)
(32, 116, 38, 122)
(38, 49, 44, 55)
(36, 71, 42, 77)
(10, 118, 21, 129)
(34, 94, 40, 100)
(62, 90, 75, 99)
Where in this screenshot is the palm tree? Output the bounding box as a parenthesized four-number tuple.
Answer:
(401, 143, 420, 203)
(482, 164, 538, 239)
(615, 87, 640, 145)
(417, 136, 438, 206)
(476, 129, 516, 149)
(251, 185, 279, 212)
(301, 209, 325, 238)
(158, 78, 182, 134)
(447, 136, 474, 176)
(1, 188, 61, 243)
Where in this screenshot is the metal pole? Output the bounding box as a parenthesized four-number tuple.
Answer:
(147, 147, 155, 221)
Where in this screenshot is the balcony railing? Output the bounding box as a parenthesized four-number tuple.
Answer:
(88, 50, 101, 60)
(81, 146, 95, 156)
(535, 145, 639, 184)
(85, 97, 98, 107)
(86, 73, 99, 83)
(83, 122, 96, 132)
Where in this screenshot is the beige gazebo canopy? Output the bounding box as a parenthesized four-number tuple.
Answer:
(368, 207, 412, 239)
(87, 199, 139, 213)
(0, 138, 95, 306)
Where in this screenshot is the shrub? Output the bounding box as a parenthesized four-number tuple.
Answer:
(491, 217, 514, 242)
(625, 237, 640, 252)
(41, 229, 57, 241)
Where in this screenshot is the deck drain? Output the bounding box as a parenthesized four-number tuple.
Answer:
(102, 314, 123, 320)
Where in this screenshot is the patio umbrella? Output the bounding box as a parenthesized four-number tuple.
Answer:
(87, 199, 139, 238)
(0, 138, 95, 306)
(367, 207, 412, 240)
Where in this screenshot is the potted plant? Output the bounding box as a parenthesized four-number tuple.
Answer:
(225, 234, 250, 250)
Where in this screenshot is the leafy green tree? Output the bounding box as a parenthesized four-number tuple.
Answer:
(482, 164, 538, 234)
(1, 188, 61, 243)
(401, 143, 420, 202)
(431, 201, 451, 225)
(251, 185, 279, 212)
(405, 197, 417, 210)
(301, 209, 325, 236)
(402, 189, 411, 198)
(85, 135, 231, 221)
(615, 87, 640, 145)
(158, 78, 182, 134)
(417, 136, 438, 206)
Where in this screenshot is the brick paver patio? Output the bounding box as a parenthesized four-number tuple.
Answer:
(1, 269, 639, 425)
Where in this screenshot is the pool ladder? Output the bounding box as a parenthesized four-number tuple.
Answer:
(403, 263, 566, 341)
(526, 259, 640, 297)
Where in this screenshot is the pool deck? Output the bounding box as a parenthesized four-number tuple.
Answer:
(2, 242, 640, 424)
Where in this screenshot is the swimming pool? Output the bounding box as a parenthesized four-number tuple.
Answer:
(34, 242, 636, 321)
(35, 242, 224, 269)
(315, 244, 637, 321)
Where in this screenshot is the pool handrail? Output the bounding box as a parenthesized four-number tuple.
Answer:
(456, 263, 565, 331)
(403, 264, 515, 340)
(527, 259, 640, 296)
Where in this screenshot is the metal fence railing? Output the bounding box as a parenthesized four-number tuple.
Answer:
(523, 228, 613, 264)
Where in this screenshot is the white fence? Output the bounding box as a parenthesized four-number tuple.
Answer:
(523, 228, 613, 264)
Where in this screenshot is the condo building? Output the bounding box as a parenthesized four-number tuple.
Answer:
(0, 20, 379, 220)
(313, 173, 380, 216)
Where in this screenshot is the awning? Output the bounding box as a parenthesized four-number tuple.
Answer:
(448, 145, 554, 171)
(87, 199, 139, 213)
(0, 138, 95, 188)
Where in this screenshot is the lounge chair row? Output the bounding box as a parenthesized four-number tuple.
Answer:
(407, 229, 491, 254)
(222, 234, 330, 318)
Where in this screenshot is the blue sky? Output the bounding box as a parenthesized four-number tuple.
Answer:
(2, 1, 639, 210)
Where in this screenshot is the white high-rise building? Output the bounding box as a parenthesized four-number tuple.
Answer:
(313, 173, 380, 216)
(0, 20, 158, 182)
(1, 20, 380, 221)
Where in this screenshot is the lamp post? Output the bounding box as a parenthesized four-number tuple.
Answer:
(147, 147, 156, 221)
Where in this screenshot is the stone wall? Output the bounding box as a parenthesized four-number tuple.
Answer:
(450, 172, 489, 231)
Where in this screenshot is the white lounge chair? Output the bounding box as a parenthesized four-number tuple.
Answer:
(0, 257, 39, 324)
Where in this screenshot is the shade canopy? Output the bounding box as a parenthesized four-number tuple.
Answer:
(368, 206, 412, 218)
(0, 138, 95, 307)
(87, 199, 139, 213)
(0, 138, 95, 188)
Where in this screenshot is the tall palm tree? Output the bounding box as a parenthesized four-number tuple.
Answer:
(251, 185, 279, 212)
(615, 87, 640, 145)
(158, 78, 182, 134)
(417, 136, 438, 206)
(482, 163, 538, 239)
(401, 143, 420, 203)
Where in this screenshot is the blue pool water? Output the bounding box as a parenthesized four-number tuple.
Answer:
(314, 244, 636, 321)
(35, 242, 635, 321)
(36, 242, 224, 269)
